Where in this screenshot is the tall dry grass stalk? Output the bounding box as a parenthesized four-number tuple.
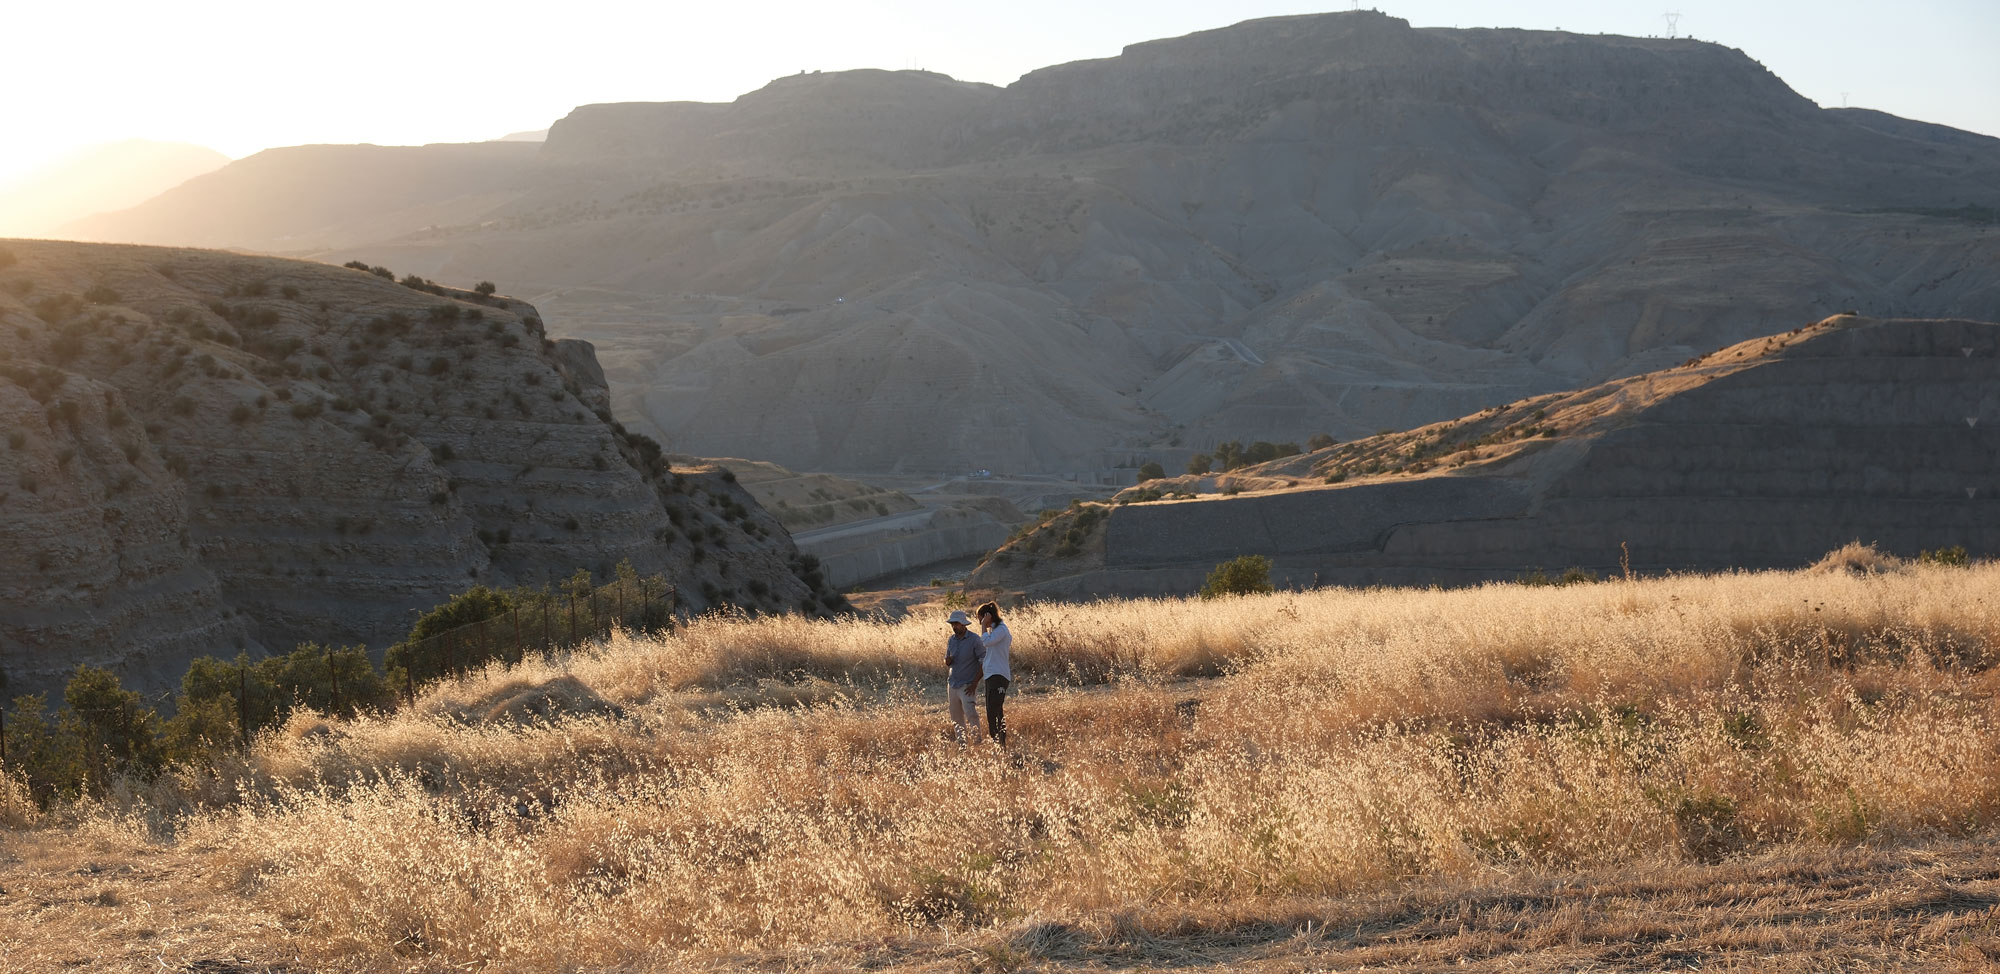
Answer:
(36, 563, 2000, 967)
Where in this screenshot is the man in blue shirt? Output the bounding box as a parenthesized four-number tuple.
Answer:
(944, 609, 986, 745)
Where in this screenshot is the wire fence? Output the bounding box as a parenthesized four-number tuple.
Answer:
(387, 577, 678, 700)
(0, 577, 678, 768)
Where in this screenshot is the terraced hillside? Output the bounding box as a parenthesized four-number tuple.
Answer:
(0, 240, 839, 696)
(970, 315, 1999, 596)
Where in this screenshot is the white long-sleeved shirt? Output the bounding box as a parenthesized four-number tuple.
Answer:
(980, 622, 1012, 681)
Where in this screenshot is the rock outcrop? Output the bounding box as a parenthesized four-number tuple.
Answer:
(970, 316, 2000, 596)
(61, 13, 2000, 477)
(0, 240, 840, 696)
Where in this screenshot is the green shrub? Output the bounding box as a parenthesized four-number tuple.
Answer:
(1200, 554, 1274, 598)
(474, 281, 497, 297)
(384, 586, 517, 684)
(1186, 453, 1213, 475)
(1919, 545, 1970, 567)
(1137, 461, 1165, 482)
(169, 645, 389, 753)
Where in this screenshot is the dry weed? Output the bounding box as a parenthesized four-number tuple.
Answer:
(10, 562, 1999, 969)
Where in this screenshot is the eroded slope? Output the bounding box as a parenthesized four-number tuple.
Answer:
(0, 240, 840, 695)
(971, 315, 2000, 595)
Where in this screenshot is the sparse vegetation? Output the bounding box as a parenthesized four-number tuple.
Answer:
(1919, 544, 1971, 567)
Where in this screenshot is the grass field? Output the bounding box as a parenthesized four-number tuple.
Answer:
(4, 555, 1999, 971)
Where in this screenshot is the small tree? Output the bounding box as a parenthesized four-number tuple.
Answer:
(385, 585, 517, 684)
(1200, 555, 1274, 598)
(1137, 461, 1165, 482)
(2, 694, 84, 804)
(474, 281, 497, 297)
(62, 665, 162, 787)
(1307, 432, 1337, 451)
(1186, 453, 1213, 475)
(160, 693, 240, 766)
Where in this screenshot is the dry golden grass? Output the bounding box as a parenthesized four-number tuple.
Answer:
(4, 561, 1999, 971)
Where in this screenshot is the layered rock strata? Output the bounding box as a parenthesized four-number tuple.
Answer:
(0, 240, 838, 696)
(971, 316, 2000, 596)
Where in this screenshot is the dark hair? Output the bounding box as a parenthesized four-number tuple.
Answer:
(975, 601, 1001, 623)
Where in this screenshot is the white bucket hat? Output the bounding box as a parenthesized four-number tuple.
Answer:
(947, 609, 972, 625)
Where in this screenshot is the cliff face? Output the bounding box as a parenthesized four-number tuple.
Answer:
(970, 316, 2000, 596)
(0, 240, 839, 696)
(62, 13, 2000, 475)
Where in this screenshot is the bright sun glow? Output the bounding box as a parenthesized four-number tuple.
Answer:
(4, 0, 1996, 193)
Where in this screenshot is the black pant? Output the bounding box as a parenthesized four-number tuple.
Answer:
(984, 676, 1009, 746)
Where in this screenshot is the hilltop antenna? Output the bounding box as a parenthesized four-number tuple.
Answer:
(1663, 11, 1681, 37)
(1841, 91, 1851, 108)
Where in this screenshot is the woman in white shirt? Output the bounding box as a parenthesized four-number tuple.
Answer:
(976, 601, 1012, 747)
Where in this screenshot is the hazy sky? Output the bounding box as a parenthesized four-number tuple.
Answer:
(4, 0, 1995, 186)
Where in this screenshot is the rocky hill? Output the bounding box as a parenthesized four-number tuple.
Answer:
(969, 315, 2000, 596)
(0, 240, 840, 696)
(63, 12, 2000, 475)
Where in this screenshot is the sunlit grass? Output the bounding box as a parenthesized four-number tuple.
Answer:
(15, 559, 2000, 968)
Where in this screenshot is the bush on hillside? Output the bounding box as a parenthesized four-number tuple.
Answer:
(1137, 461, 1165, 482)
(384, 585, 518, 684)
(3, 665, 164, 804)
(1200, 554, 1274, 598)
(1919, 545, 1970, 567)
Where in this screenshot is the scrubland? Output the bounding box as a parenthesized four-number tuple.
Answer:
(5, 556, 2000, 971)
